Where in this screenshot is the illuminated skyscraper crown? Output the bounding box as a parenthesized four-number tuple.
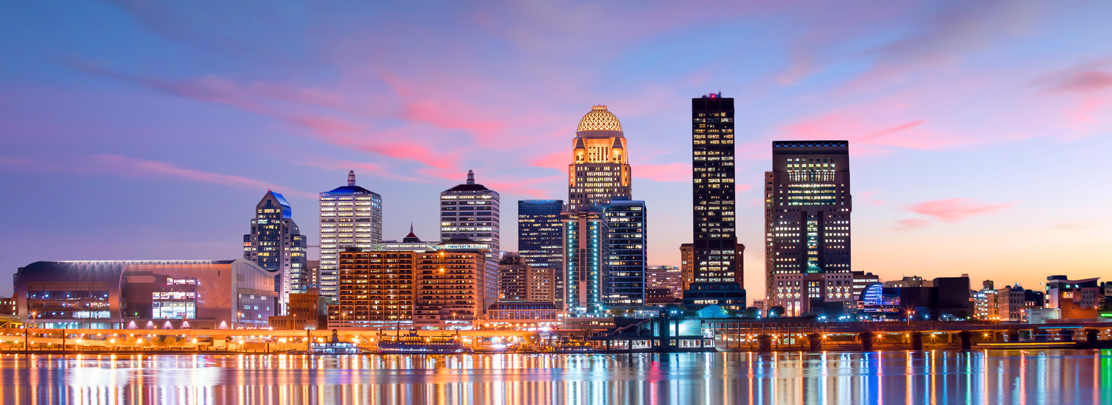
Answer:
(576, 105, 623, 132)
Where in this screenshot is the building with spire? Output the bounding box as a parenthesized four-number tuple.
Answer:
(684, 93, 746, 310)
(319, 171, 383, 300)
(568, 105, 632, 211)
(439, 170, 500, 253)
(243, 190, 307, 311)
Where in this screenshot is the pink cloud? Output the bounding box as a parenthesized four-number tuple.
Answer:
(858, 190, 885, 206)
(1048, 223, 1086, 230)
(906, 198, 1012, 223)
(894, 218, 932, 231)
(530, 151, 569, 171)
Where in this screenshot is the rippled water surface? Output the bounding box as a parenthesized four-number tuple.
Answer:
(1, 350, 1109, 404)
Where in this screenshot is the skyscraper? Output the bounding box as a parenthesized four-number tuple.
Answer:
(440, 170, 500, 253)
(603, 199, 647, 306)
(243, 190, 307, 311)
(684, 93, 746, 309)
(319, 171, 383, 300)
(562, 207, 608, 315)
(568, 105, 632, 211)
(518, 200, 566, 308)
(765, 141, 852, 315)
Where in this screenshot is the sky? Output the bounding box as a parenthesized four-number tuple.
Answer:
(2, 0, 1112, 299)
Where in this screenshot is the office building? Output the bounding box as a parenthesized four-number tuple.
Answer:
(568, 105, 632, 211)
(680, 243, 744, 300)
(304, 260, 320, 291)
(766, 140, 852, 314)
(243, 190, 307, 309)
(518, 200, 566, 308)
(1045, 275, 1101, 319)
(885, 276, 931, 288)
(646, 265, 683, 300)
(497, 253, 555, 303)
(563, 207, 609, 315)
(268, 290, 330, 330)
(997, 284, 1026, 322)
(319, 171, 383, 300)
(413, 237, 499, 327)
(684, 93, 746, 309)
(851, 271, 880, 300)
(974, 280, 999, 320)
(440, 170, 500, 253)
(604, 199, 647, 306)
(14, 260, 277, 329)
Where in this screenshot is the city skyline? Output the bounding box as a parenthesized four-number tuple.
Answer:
(3, 2, 1112, 302)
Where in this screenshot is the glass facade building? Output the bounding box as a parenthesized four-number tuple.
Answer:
(603, 199, 647, 306)
(563, 207, 608, 315)
(243, 190, 307, 310)
(685, 93, 745, 309)
(517, 200, 565, 307)
(319, 171, 383, 300)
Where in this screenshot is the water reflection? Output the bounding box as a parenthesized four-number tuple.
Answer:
(0, 350, 1108, 404)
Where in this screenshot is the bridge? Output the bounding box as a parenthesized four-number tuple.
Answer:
(705, 319, 1112, 351)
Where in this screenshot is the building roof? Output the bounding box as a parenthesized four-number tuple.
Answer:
(324, 185, 377, 195)
(487, 302, 557, 311)
(576, 105, 623, 132)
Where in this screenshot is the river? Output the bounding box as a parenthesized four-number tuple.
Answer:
(1, 350, 1108, 404)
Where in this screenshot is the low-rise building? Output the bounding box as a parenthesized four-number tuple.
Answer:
(269, 289, 330, 330)
(1045, 276, 1101, 319)
(14, 260, 278, 329)
(485, 302, 559, 328)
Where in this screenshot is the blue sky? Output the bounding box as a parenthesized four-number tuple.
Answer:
(2, 0, 1112, 298)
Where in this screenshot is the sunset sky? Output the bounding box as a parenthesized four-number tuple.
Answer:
(2, 1, 1111, 299)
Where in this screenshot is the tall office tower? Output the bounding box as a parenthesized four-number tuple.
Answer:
(765, 141, 852, 314)
(440, 170, 500, 253)
(518, 200, 566, 308)
(319, 171, 383, 299)
(243, 190, 307, 311)
(562, 207, 609, 315)
(603, 199, 647, 306)
(568, 105, 632, 211)
(684, 93, 746, 309)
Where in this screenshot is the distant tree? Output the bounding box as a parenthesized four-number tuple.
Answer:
(743, 307, 761, 318)
(163, 336, 178, 346)
(768, 306, 786, 318)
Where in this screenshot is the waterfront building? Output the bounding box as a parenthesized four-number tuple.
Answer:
(684, 93, 746, 309)
(997, 284, 1026, 322)
(497, 253, 555, 303)
(679, 243, 744, 301)
(563, 207, 609, 315)
(414, 237, 499, 327)
(319, 171, 383, 300)
(485, 302, 560, 328)
(567, 105, 632, 211)
(1045, 275, 1101, 319)
(14, 260, 277, 329)
(646, 265, 683, 300)
(974, 280, 999, 320)
(851, 271, 880, 301)
(243, 190, 307, 309)
(518, 200, 566, 308)
(766, 140, 852, 314)
(268, 289, 329, 330)
(858, 276, 971, 321)
(498, 253, 529, 301)
(330, 247, 420, 328)
(440, 170, 500, 253)
(604, 199, 648, 306)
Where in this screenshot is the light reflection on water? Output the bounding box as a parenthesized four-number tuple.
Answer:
(0, 350, 1109, 404)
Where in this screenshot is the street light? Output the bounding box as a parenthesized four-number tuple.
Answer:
(237, 312, 243, 329)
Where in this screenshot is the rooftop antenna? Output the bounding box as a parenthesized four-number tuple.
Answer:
(466, 170, 475, 185)
(347, 170, 356, 186)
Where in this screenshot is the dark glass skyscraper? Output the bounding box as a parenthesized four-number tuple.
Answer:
(603, 199, 647, 306)
(518, 200, 565, 308)
(244, 190, 307, 312)
(684, 93, 745, 309)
